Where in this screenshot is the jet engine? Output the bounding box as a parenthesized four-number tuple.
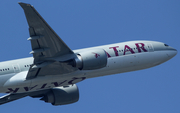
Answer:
(40, 84, 79, 106)
(73, 49, 108, 70)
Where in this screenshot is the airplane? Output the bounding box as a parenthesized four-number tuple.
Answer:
(0, 2, 177, 106)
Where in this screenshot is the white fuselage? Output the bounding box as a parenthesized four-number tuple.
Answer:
(0, 40, 177, 93)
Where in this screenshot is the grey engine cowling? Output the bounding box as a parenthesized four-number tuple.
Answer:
(40, 84, 79, 106)
(73, 49, 108, 70)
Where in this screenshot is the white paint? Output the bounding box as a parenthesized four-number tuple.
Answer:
(0, 41, 177, 93)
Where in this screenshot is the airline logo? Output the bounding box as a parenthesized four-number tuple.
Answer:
(92, 52, 100, 58)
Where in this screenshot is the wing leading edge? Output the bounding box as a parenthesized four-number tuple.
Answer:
(19, 2, 77, 79)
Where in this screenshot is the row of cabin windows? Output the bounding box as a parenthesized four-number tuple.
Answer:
(0, 68, 10, 71)
(24, 64, 32, 67)
(0, 64, 32, 72)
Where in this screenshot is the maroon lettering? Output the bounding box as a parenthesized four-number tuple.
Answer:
(135, 43, 147, 52)
(52, 80, 67, 87)
(105, 51, 111, 58)
(6, 88, 19, 93)
(68, 77, 86, 84)
(109, 46, 119, 56)
(24, 85, 38, 91)
(36, 84, 49, 90)
(123, 45, 135, 55)
(40, 84, 47, 89)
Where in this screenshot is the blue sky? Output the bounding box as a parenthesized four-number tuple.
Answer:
(0, 0, 179, 113)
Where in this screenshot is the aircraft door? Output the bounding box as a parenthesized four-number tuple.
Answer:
(12, 64, 21, 73)
(146, 43, 154, 52)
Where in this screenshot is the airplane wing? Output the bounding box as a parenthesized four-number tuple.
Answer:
(0, 93, 27, 105)
(0, 89, 50, 105)
(19, 3, 77, 79)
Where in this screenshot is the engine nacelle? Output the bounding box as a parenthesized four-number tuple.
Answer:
(74, 49, 107, 70)
(40, 84, 79, 106)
